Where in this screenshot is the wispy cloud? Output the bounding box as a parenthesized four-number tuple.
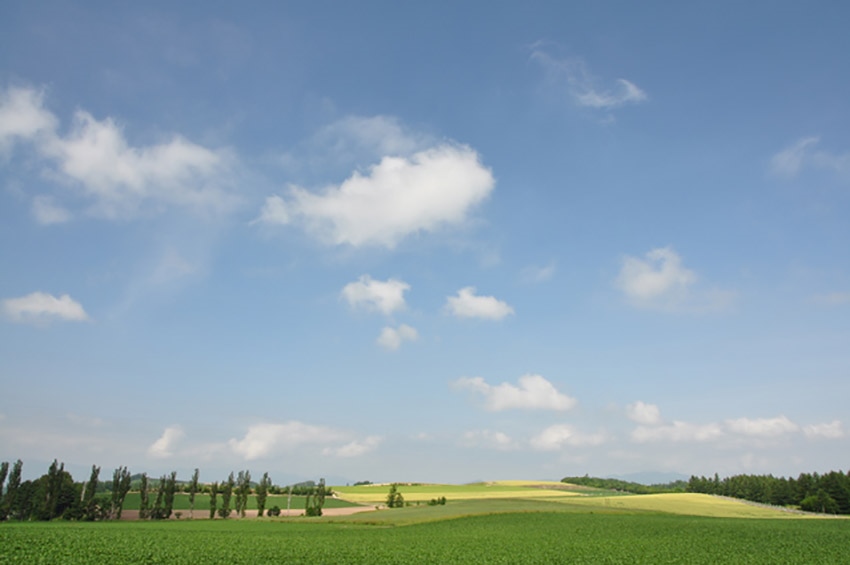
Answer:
(803, 420, 845, 439)
(341, 275, 410, 315)
(323, 436, 382, 458)
(31, 195, 71, 225)
(630, 406, 841, 445)
(520, 261, 556, 284)
(615, 247, 735, 313)
(530, 424, 607, 451)
(771, 137, 850, 179)
(228, 422, 345, 460)
(452, 374, 576, 412)
(0, 84, 238, 220)
(377, 324, 418, 350)
(809, 292, 850, 306)
(444, 286, 514, 320)
(3, 291, 89, 324)
(460, 429, 519, 451)
(530, 46, 647, 114)
(626, 401, 662, 425)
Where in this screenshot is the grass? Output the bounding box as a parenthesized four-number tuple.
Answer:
(1, 509, 848, 564)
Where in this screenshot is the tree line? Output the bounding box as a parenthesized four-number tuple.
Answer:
(686, 470, 850, 514)
(0, 459, 329, 521)
(561, 475, 687, 494)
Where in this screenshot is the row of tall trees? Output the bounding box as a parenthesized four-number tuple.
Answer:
(686, 470, 850, 514)
(0, 459, 336, 521)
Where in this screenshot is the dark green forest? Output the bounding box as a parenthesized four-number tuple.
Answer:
(685, 471, 850, 514)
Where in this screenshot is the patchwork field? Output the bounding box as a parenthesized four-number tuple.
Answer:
(2, 481, 847, 564)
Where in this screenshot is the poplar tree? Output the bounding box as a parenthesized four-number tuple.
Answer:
(82, 465, 100, 520)
(163, 471, 177, 519)
(209, 482, 218, 519)
(139, 473, 149, 519)
(236, 470, 251, 518)
(111, 466, 132, 520)
(2, 460, 23, 520)
(255, 472, 271, 517)
(151, 475, 166, 519)
(188, 468, 199, 519)
(219, 472, 234, 518)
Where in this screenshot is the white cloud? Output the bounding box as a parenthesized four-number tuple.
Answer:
(530, 424, 606, 451)
(3, 291, 89, 324)
(530, 48, 647, 111)
(0, 85, 237, 219)
(31, 195, 71, 225)
(615, 247, 734, 313)
(227, 421, 348, 460)
(771, 137, 849, 178)
(803, 420, 845, 439)
(460, 430, 518, 451)
(724, 415, 799, 437)
(626, 401, 662, 425)
(377, 324, 418, 350)
(616, 247, 696, 305)
(341, 275, 409, 315)
(147, 426, 184, 459)
(255, 144, 494, 248)
(253, 195, 290, 225)
(452, 374, 576, 412)
(0, 86, 57, 152)
(323, 436, 382, 458)
(632, 421, 725, 443)
(444, 286, 514, 320)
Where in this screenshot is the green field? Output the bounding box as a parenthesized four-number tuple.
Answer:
(120, 492, 360, 512)
(2, 482, 848, 564)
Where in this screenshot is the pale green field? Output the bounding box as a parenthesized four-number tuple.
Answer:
(333, 481, 585, 504)
(333, 482, 832, 520)
(561, 492, 825, 519)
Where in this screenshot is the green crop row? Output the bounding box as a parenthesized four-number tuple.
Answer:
(1, 511, 848, 564)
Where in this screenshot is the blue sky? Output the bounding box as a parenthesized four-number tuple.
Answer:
(1, 1, 848, 485)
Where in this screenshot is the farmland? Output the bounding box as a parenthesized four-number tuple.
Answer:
(2, 481, 848, 564)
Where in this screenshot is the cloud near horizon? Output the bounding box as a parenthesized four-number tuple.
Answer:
(147, 426, 185, 459)
(452, 374, 576, 412)
(227, 421, 377, 460)
(630, 409, 843, 444)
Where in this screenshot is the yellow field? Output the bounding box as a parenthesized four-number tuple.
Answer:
(333, 481, 582, 504)
(334, 482, 831, 519)
(561, 492, 822, 519)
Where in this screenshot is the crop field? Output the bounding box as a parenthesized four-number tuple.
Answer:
(2, 508, 848, 564)
(2, 483, 848, 563)
(333, 480, 588, 504)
